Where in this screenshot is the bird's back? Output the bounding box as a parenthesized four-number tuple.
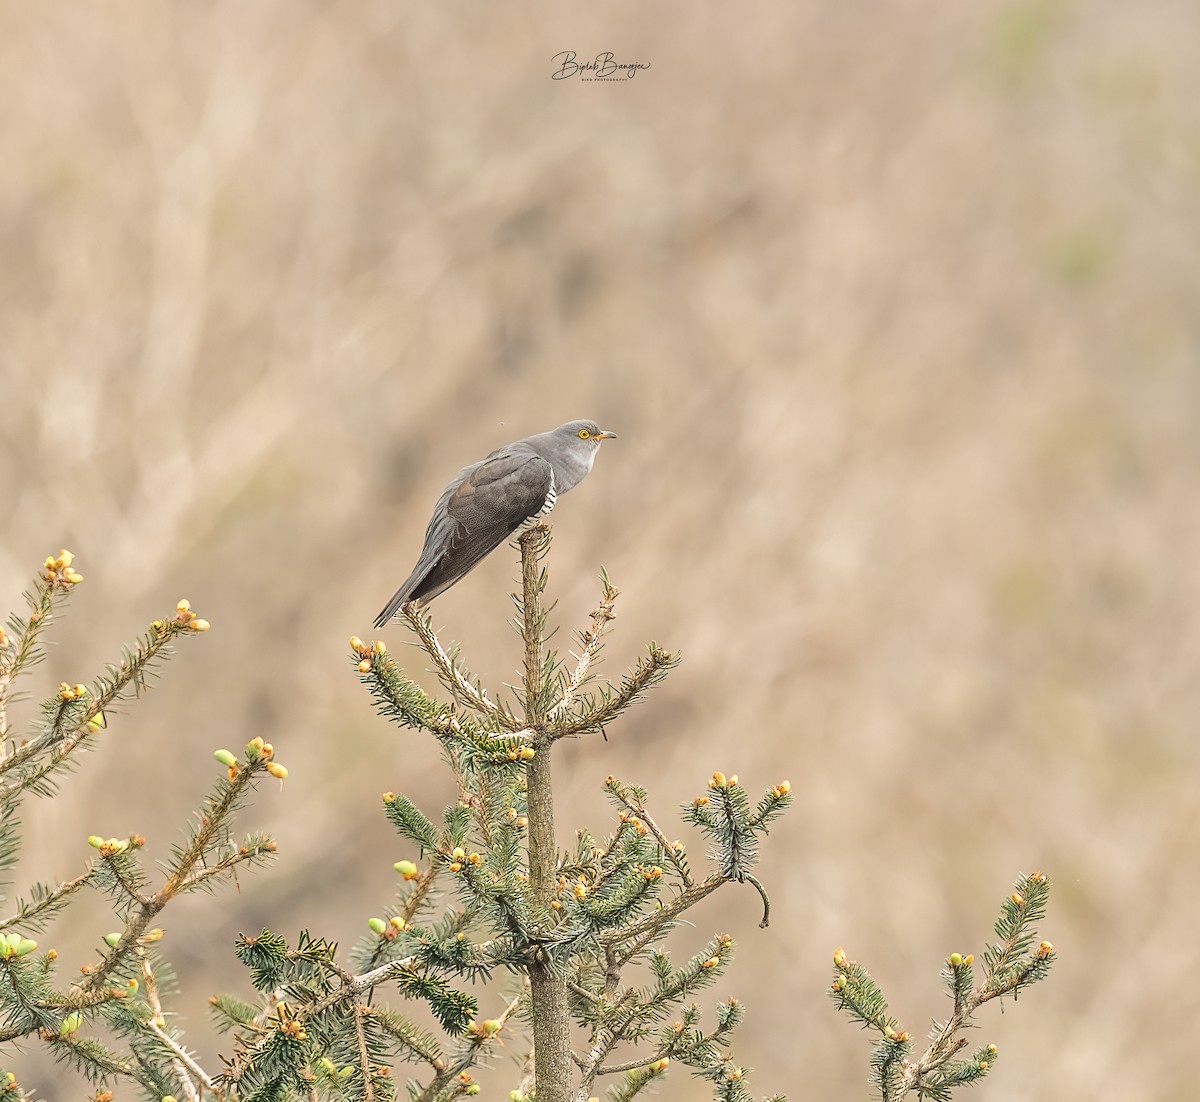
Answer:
(373, 442, 552, 624)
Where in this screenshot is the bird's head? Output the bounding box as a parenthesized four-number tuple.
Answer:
(555, 420, 618, 450)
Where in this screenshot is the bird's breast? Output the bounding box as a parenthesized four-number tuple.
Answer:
(520, 471, 557, 529)
(536, 485, 557, 517)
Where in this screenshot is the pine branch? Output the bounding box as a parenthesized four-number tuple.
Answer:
(222, 934, 477, 1096)
(399, 608, 520, 732)
(412, 979, 529, 1102)
(181, 837, 278, 896)
(831, 872, 1056, 1101)
(369, 1004, 445, 1069)
(605, 778, 693, 887)
(682, 774, 789, 925)
(0, 958, 135, 1046)
(0, 869, 96, 934)
(0, 552, 83, 746)
(80, 749, 280, 996)
(599, 874, 725, 954)
(0, 597, 211, 807)
(0, 1065, 36, 1101)
(0, 554, 294, 1097)
(551, 644, 677, 741)
(355, 641, 530, 762)
(39, 1031, 149, 1091)
(0, 950, 60, 1041)
(547, 569, 619, 721)
(575, 942, 719, 1081)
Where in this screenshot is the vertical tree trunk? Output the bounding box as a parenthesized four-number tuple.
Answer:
(520, 526, 571, 1102)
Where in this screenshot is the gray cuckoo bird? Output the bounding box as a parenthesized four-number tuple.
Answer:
(374, 419, 617, 626)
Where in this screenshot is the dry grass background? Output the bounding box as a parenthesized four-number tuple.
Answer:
(1, 1, 1198, 1098)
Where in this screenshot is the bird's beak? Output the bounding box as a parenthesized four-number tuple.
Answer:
(594, 430, 618, 441)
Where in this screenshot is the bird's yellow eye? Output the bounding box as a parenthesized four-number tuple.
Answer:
(577, 429, 591, 439)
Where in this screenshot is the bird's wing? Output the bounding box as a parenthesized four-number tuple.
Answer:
(374, 449, 552, 625)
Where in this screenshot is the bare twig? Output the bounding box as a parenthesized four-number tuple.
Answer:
(744, 873, 772, 929)
(352, 1003, 376, 1102)
(139, 948, 212, 1100)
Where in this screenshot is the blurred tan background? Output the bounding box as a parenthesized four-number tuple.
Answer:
(2, 1, 1198, 1098)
